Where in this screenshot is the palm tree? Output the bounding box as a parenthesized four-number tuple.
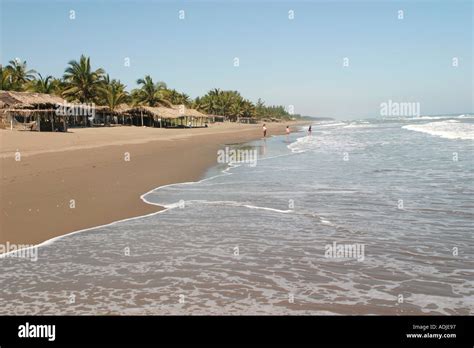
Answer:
(99, 77, 128, 125)
(207, 88, 222, 114)
(255, 98, 265, 119)
(216, 92, 227, 116)
(178, 92, 191, 106)
(134, 75, 170, 107)
(0, 65, 13, 90)
(6, 59, 36, 90)
(62, 55, 105, 103)
(162, 88, 179, 104)
(27, 74, 56, 94)
(229, 101, 244, 120)
(200, 91, 218, 115)
(132, 76, 173, 126)
(208, 88, 221, 97)
(241, 100, 256, 118)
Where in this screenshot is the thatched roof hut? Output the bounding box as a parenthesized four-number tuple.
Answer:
(128, 105, 208, 118)
(125, 105, 209, 128)
(124, 106, 177, 127)
(184, 108, 207, 118)
(0, 90, 65, 109)
(0, 91, 69, 131)
(177, 107, 209, 127)
(128, 106, 180, 118)
(114, 103, 133, 114)
(94, 104, 135, 116)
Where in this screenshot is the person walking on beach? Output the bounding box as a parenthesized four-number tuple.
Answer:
(263, 124, 267, 138)
(308, 125, 312, 136)
(286, 126, 290, 135)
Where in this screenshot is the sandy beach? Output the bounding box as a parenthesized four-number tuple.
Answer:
(0, 122, 306, 249)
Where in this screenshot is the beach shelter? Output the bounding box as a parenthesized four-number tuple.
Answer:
(0, 90, 67, 131)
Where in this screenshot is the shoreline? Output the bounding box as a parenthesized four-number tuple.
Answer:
(0, 121, 308, 252)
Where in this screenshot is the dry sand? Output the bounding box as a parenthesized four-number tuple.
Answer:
(0, 122, 307, 249)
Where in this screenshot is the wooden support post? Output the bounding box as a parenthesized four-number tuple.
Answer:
(36, 106, 39, 132)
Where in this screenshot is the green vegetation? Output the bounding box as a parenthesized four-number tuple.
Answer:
(1, 56, 304, 120)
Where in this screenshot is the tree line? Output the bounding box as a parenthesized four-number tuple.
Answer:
(1, 55, 302, 120)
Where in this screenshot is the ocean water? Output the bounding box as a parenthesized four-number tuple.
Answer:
(1, 115, 473, 315)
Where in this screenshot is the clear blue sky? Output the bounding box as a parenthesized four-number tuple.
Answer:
(1, 0, 472, 119)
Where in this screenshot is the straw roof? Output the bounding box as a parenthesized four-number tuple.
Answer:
(0, 90, 65, 109)
(171, 105, 208, 118)
(74, 104, 133, 115)
(130, 106, 209, 119)
(0, 108, 57, 115)
(185, 108, 208, 118)
(115, 103, 133, 113)
(94, 105, 119, 114)
(129, 106, 182, 119)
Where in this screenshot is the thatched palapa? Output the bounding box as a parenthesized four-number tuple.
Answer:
(127, 105, 208, 128)
(0, 90, 68, 131)
(0, 90, 65, 109)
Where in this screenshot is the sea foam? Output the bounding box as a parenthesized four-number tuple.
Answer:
(402, 120, 474, 140)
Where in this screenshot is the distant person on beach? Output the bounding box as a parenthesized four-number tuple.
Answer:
(308, 125, 312, 136)
(286, 126, 290, 135)
(263, 124, 267, 138)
